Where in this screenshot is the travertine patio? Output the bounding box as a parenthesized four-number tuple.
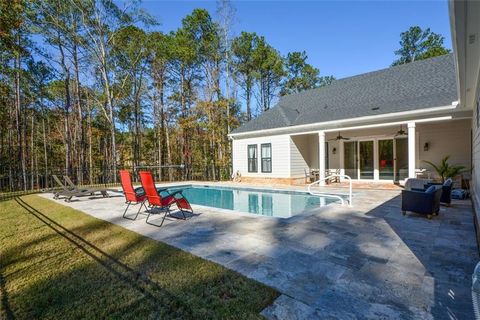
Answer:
(41, 184, 478, 319)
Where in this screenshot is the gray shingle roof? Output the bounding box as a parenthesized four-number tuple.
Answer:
(232, 54, 457, 134)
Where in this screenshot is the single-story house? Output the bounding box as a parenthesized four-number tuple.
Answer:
(229, 53, 473, 185)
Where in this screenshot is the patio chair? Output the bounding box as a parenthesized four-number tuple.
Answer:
(61, 175, 114, 202)
(401, 185, 442, 219)
(304, 169, 315, 184)
(52, 175, 106, 202)
(119, 170, 148, 220)
(424, 178, 453, 206)
(139, 171, 193, 227)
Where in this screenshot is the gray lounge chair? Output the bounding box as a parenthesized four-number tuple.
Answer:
(52, 175, 113, 202)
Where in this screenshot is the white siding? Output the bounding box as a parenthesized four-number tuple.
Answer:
(327, 140, 340, 170)
(417, 120, 471, 172)
(232, 134, 291, 178)
(472, 91, 480, 223)
(232, 119, 471, 180)
(290, 135, 310, 178)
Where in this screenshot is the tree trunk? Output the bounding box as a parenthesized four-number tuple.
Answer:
(42, 117, 48, 189)
(15, 32, 26, 190)
(73, 34, 85, 184)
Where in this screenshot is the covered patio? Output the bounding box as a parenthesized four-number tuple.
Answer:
(290, 118, 471, 185)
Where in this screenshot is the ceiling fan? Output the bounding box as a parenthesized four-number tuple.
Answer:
(329, 131, 350, 141)
(394, 125, 408, 137)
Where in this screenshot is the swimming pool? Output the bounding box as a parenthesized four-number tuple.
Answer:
(164, 185, 338, 218)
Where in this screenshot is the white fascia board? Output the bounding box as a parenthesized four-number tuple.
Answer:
(449, 0, 465, 107)
(290, 116, 453, 136)
(229, 104, 458, 139)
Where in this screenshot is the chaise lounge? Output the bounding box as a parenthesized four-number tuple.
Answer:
(52, 175, 115, 202)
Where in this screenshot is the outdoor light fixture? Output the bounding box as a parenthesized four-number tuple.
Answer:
(424, 142, 429, 151)
(332, 147, 337, 155)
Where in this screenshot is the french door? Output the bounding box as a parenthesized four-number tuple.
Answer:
(343, 140, 374, 180)
(394, 138, 408, 181)
(343, 138, 408, 181)
(344, 141, 358, 179)
(378, 139, 394, 180)
(359, 141, 374, 179)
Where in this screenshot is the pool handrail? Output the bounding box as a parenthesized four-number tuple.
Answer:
(307, 174, 352, 206)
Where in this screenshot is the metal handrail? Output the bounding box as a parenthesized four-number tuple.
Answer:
(307, 174, 352, 206)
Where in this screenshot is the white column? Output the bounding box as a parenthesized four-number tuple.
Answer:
(373, 139, 379, 181)
(339, 141, 345, 180)
(408, 122, 416, 178)
(319, 131, 326, 186)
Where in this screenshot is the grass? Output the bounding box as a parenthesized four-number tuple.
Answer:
(0, 195, 278, 319)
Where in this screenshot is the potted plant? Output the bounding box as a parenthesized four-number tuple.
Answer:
(423, 156, 466, 183)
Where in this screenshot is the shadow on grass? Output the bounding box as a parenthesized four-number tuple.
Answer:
(0, 269, 14, 320)
(5, 196, 277, 319)
(13, 196, 196, 318)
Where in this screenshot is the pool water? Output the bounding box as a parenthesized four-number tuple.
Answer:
(164, 185, 337, 218)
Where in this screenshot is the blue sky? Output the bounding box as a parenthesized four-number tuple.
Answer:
(137, 0, 451, 79)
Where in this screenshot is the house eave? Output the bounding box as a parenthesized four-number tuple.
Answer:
(229, 103, 463, 139)
(449, 0, 480, 109)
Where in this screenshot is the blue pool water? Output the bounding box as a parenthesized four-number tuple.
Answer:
(165, 185, 337, 218)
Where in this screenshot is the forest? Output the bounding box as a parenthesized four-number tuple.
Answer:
(0, 0, 449, 192)
(0, 0, 336, 191)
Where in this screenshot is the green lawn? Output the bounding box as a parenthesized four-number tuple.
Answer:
(0, 195, 278, 319)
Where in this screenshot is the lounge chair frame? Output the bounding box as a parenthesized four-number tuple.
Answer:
(119, 170, 148, 220)
(52, 175, 114, 202)
(139, 171, 193, 227)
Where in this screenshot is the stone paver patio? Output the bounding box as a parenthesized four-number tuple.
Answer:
(40, 183, 478, 319)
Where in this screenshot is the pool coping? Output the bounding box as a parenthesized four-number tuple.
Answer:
(154, 182, 344, 220)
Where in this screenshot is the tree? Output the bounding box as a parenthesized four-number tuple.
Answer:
(112, 25, 149, 168)
(319, 75, 335, 87)
(77, 0, 133, 179)
(231, 31, 258, 121)
(148, 31, 173, 177)
(253, 36, 284, 113)
(281, 51, 320, 95)
(216, 0, 236, 133)
(392, 26, 450, 66)
(0, 2, 327, 191)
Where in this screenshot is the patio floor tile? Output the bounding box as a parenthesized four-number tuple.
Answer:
(40, 183, 479, 319)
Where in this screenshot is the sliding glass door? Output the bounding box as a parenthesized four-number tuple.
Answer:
(395, 138, 408, 181)
(343, 141, 358, 179)
(359, 141, 374, 179)
(343, 138, 407, 181)
(378, 139, 394, 180)
(344, 140, 374, 180)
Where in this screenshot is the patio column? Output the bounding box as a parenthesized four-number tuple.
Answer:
(408, 122, 416, 178)
(319, 131, 326, 186)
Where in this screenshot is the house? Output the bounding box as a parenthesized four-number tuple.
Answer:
(449, 0, 480, 243)
(229, 53, 472, 185)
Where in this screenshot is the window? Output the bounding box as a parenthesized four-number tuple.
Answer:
(261, 143, 272, 173)
(247, 145, 258, 172)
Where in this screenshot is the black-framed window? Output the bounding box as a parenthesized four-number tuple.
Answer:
(248, 144, 258, 172)
(261, 143, 272, 173)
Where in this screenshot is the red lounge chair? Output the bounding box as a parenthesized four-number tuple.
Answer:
(139, 171, 193, 227)
(119, 170, 147, 220)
